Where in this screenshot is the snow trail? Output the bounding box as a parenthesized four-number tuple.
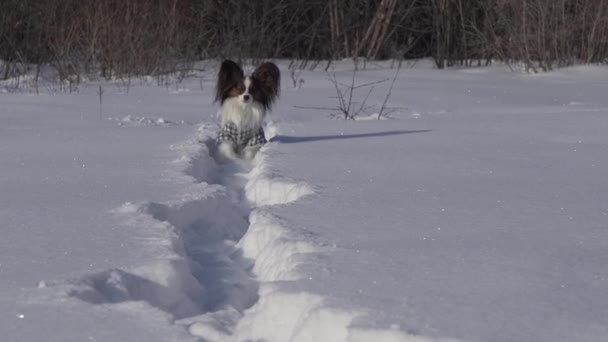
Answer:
(56, 123, 324, 340)
(45, 121, 441, 341)
(66, 125, 259, 325)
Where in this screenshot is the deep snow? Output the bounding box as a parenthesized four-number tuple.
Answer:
(1, 60, 607, 341)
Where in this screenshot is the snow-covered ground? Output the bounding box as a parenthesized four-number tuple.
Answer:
(1, 60, 607, 342)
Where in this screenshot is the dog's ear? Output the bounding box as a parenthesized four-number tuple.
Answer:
(252, 62, 281, 100)
(216, 60, 244, 102)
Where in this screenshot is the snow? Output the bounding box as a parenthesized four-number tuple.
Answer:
(1, 61, 608, 341)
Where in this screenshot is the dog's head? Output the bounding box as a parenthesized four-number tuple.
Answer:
(215, 60, 280, 111)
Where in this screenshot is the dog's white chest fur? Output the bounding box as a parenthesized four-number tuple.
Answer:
(220, 96, 265, 131)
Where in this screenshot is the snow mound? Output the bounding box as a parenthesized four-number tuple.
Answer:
(245, 150, 314, 206)
(228, 141, 442, 342)
(109, 115, 190, 126)
(52, 126, 254, 335)
(67, 264, 204, 319)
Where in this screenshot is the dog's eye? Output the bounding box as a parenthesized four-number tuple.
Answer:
(228, 83, 246, 97)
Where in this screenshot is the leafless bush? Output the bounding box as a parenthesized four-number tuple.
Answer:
(295, 66, 391, 120)
(377, 63, 401, 120)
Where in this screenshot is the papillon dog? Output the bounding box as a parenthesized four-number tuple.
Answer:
(214, 59, 280, 161)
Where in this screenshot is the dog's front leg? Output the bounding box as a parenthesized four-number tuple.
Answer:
(216, 141, 239, 163)
(241, 146, 261, 161)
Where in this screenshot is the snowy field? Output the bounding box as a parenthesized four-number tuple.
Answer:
(1, 60, 607, 342)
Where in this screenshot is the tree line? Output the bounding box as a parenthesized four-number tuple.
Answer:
(1, 0, 607, 80)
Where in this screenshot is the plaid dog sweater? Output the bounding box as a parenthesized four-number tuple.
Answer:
(216, 121, 267, 150)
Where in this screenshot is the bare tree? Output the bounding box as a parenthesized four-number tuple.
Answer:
(1, 0, 607, 83)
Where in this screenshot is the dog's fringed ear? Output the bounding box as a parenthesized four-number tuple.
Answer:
(252, 62, 281, 100)
(215, 60, 244, 102)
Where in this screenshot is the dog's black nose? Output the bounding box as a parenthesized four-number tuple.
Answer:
(243, 94, 250, 101)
